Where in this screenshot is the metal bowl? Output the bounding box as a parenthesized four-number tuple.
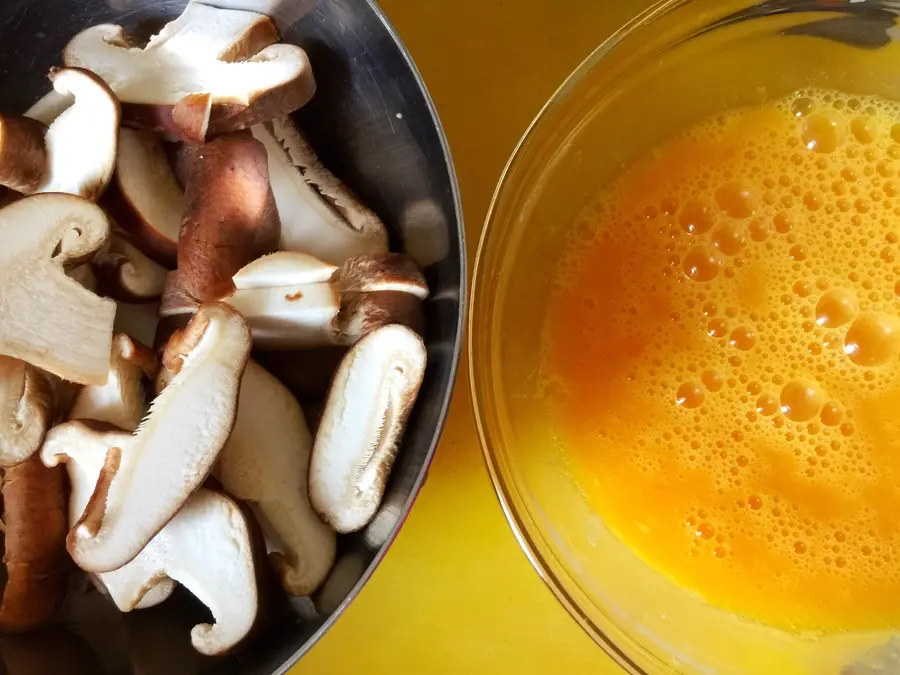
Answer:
(0, 1, 464, 673)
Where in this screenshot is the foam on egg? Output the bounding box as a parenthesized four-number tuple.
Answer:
(543, 89, 900, 633)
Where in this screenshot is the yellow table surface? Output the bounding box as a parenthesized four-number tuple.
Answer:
(297, 1, 654, 672)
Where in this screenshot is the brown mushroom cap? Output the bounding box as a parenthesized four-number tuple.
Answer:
(178, 132, 280, 301)
(0, 116, 47, 194)
(103, 129, 184, 268)
(331, 252, 429, 299)
(0, 456, 70, 632)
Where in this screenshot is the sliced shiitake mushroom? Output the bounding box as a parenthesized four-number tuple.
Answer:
(33, 68, 120, 201)
(214, 361, 335, 596)
(63, 3, 314, 142)
(66, 335, 174, 611)
(309, 324, 427, 533)
(0, 116, 47, 194)
(92, 228, 168, 303)
(251, 118, 388, 264)
(0, 456, 70, 633)
(103, 129, 185, 268)
(163, 251, 428, 349)
(0, 194, 115, 385)
(0, 357, 54, 468)
(66, 303, 251, 573)
(177, 132, 281, 301)
(42, 422, 257, 655)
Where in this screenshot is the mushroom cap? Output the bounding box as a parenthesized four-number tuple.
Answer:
(336, 290, 425, 345)
(0, 456, 70, 632)
(33, 68, 120, 202)
(0, 194, 115, 385)
(67, 303, 252, 573)
(0, 357, 54, 468)
(309, 324, 427, 533)
(332, 252, 429, 299)
(216, 360, 335, 596)
(104, 129, 184, 268)
(178, 132, 281, 301)
(251, 118, 387, 264)
(0, 115, 47, 194)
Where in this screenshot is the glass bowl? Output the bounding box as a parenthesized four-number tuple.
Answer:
(470, 1, 900, 673)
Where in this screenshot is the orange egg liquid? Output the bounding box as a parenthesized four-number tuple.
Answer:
(544, 90, 900, 632)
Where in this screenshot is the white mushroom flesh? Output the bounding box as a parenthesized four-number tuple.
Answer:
(113, 129, 184, 256)
(216, 360, 335, 595)
(41, 422, 257, 655)
(0, 194, 114, 385)
(225, 282, 339, 349)
(309, 324, 427, 533)
(34, 68, 120, 201)
(232, 251, 336, 289)
(67, 303, 251, 573)
(252, 118, 388, 264)
(0, 357, 53, 467)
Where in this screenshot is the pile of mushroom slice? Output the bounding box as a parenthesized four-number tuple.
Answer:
(0, 0, 430, 656)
